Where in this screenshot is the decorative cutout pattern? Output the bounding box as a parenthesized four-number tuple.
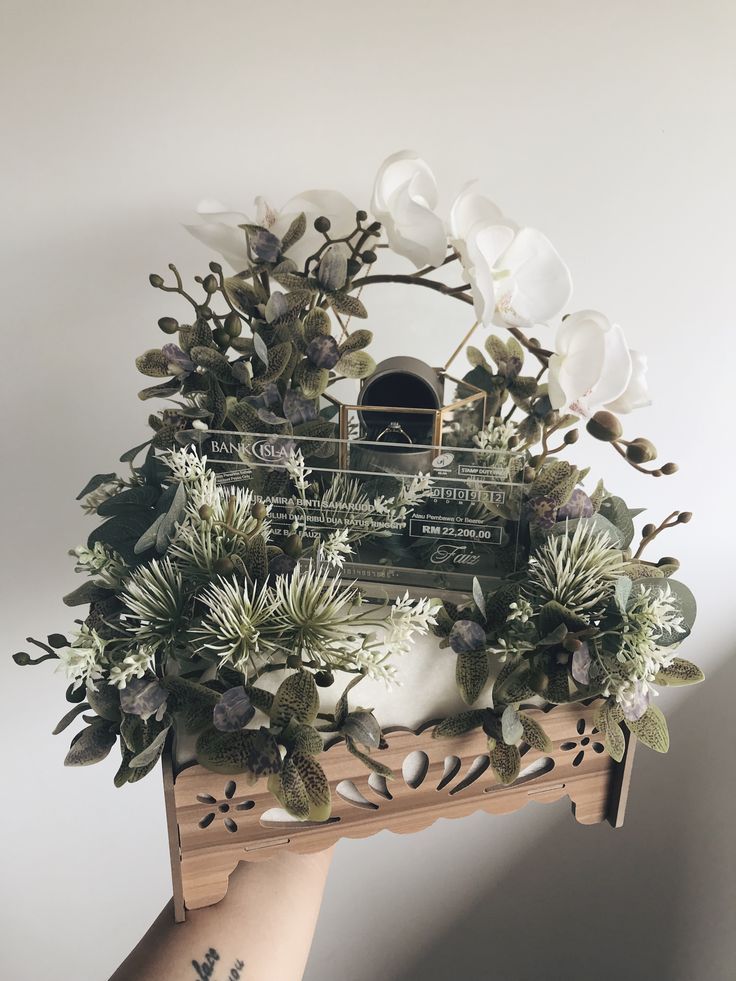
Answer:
(163, 699, 636, 921)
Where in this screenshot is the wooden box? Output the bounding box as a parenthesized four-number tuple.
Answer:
(162, 699, 635, 922)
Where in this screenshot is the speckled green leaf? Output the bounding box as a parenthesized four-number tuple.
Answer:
(432, 710, 485, 739)
(519, 713, 552, 752)
(626, 705, 669, 753)
(654, 657, 704, 686)
(272, 671, 319, 726)
(456, 650, 489, 705)
(292, 751, 331, 821)
(489, 741, 521, 785)
(196, 726, 282, 776)
(64, 723, 117, 766)
(345, 739, 394, 779)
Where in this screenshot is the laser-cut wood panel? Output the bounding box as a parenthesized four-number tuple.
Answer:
(163, 700, 636, 921)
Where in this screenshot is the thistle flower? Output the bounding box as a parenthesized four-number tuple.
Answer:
(195, 577, 274, 671)
(120, 558, 186, 648)
(528, 521, 622, 616)
(168, 485, 266, 575)
(166, 445, 210, 485)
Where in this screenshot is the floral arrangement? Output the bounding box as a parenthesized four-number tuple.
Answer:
(14, 151, 701, 819)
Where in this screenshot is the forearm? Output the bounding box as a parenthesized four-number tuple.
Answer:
(109, 847, 333, 981)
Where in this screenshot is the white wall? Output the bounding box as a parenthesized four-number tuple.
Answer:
(2, 2, 735, 979)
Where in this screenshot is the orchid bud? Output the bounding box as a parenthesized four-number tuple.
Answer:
(625, 437, 657, 463)
(586, 411, 622, 442)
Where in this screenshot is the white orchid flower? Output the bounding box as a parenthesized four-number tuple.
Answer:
(184, 189, 357, 270)
(492, 228, 573, 329)
(450, 183, 572, 328)
(371, 150, 447, 268)
(606, 349, 651, 413)
(450, 183, 515, 326)
(547, 310, 633, 416)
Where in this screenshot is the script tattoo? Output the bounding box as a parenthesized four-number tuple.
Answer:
(191, 947, 245, 980)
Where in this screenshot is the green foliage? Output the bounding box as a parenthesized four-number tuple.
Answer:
(433, 710, 485, 738)
(594, 701, 626, 762)
(271, 671, 319, 727)
(489, 741, 521, 785)
(456, 650, 489, 704)
(64, 721, 117, 766)
(196, 726, 282, 776)
(654, 657, 704, 686)
(625, 705, 670, 753)
(519, 713, 552, 752)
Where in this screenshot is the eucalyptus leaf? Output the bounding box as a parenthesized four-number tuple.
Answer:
(501, 705, 524, 745)
(253, 333, 269, 367)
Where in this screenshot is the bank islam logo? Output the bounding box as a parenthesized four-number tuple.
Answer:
(251, 438, 297, 465)
(431, 452, 454, 470)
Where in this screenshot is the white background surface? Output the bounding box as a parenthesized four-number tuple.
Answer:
(1, 1, 735, 978)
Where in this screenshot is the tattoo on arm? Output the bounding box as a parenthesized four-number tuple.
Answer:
(191, 947, 245, 980)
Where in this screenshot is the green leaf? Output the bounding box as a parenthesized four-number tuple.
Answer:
(456, 650, 490, 705)
(271, 671, 319, 726)
(136, 349, 170, 377)
(432, 710, 485, 739)
(466, 346, 487, 368)
(537, 601, 587, 637)
(292, 752, 331, 821)
(119, 439, 152, 463)
(594, 701, 626, 762)
(654, 657, 704, 686)
(96, 485, 159, 517)
(485, 335, 508, 367)
(598, 495, 636, 549)
(224, 276, 262, 316)
(342, 710, 381, 749)
(529, 461, 579, 507)
(519, 713, 552, 752)
(76, 473, 117, 501)
(88, 510, 156, 565)
(345, 738, 394, 779)
(334, 351, 376, 380)
(52, 701, 90, 735)
(293, 360, 329, 398)
(64, 723, 117, 766)
(614, 576, 633, 612)
(280, 212, 307, 253)
(626, 705, 669, 753)
(291, 723, 324, 755)
(129, 725, 170, 768)
(501, 705, 524, 745)
(244, 685, 275, 715)
(338, 329, 373, 354)
(62, 582, 112, 607)
(334, 675, 362, 728)
(86, 684, 122, 721)
(196, 726, 282, 776)
(270, 760, 309, 819)
(328, 292, 368, 318)
(489, 741, 521, 785)
(303, 307, 332, 341)
(165, 677, 220, 733)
